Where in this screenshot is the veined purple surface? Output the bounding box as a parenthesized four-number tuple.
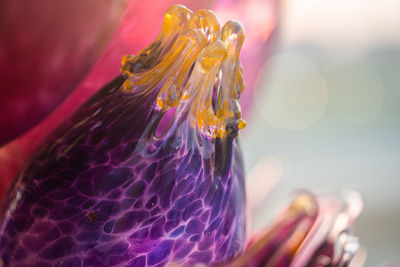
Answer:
(0, 6, 247, 267)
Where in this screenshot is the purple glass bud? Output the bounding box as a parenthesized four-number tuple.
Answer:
(0, 5, 247, 267)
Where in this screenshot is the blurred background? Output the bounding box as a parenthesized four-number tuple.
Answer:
(1, 0, 399, 265)
(241, 0, 400, 265)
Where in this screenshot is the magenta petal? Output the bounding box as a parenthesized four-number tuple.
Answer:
(0, 0, 128, 145)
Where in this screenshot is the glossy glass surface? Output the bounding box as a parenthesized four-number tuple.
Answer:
(0, 6, 247, 266)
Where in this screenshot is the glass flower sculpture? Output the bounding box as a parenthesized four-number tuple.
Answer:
(0, 6, 247, 267)
(217, 190, 362, 267)
(0, 4, 361, 267)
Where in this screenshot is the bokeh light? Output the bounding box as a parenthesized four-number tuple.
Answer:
(254, 52, 328, 130)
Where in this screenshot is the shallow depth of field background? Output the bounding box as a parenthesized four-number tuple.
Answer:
(241, 0, 400, 265)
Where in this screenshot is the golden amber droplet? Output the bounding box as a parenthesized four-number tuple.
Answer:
(238, 119, 247, 129)
(121, 79, 133, 92)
